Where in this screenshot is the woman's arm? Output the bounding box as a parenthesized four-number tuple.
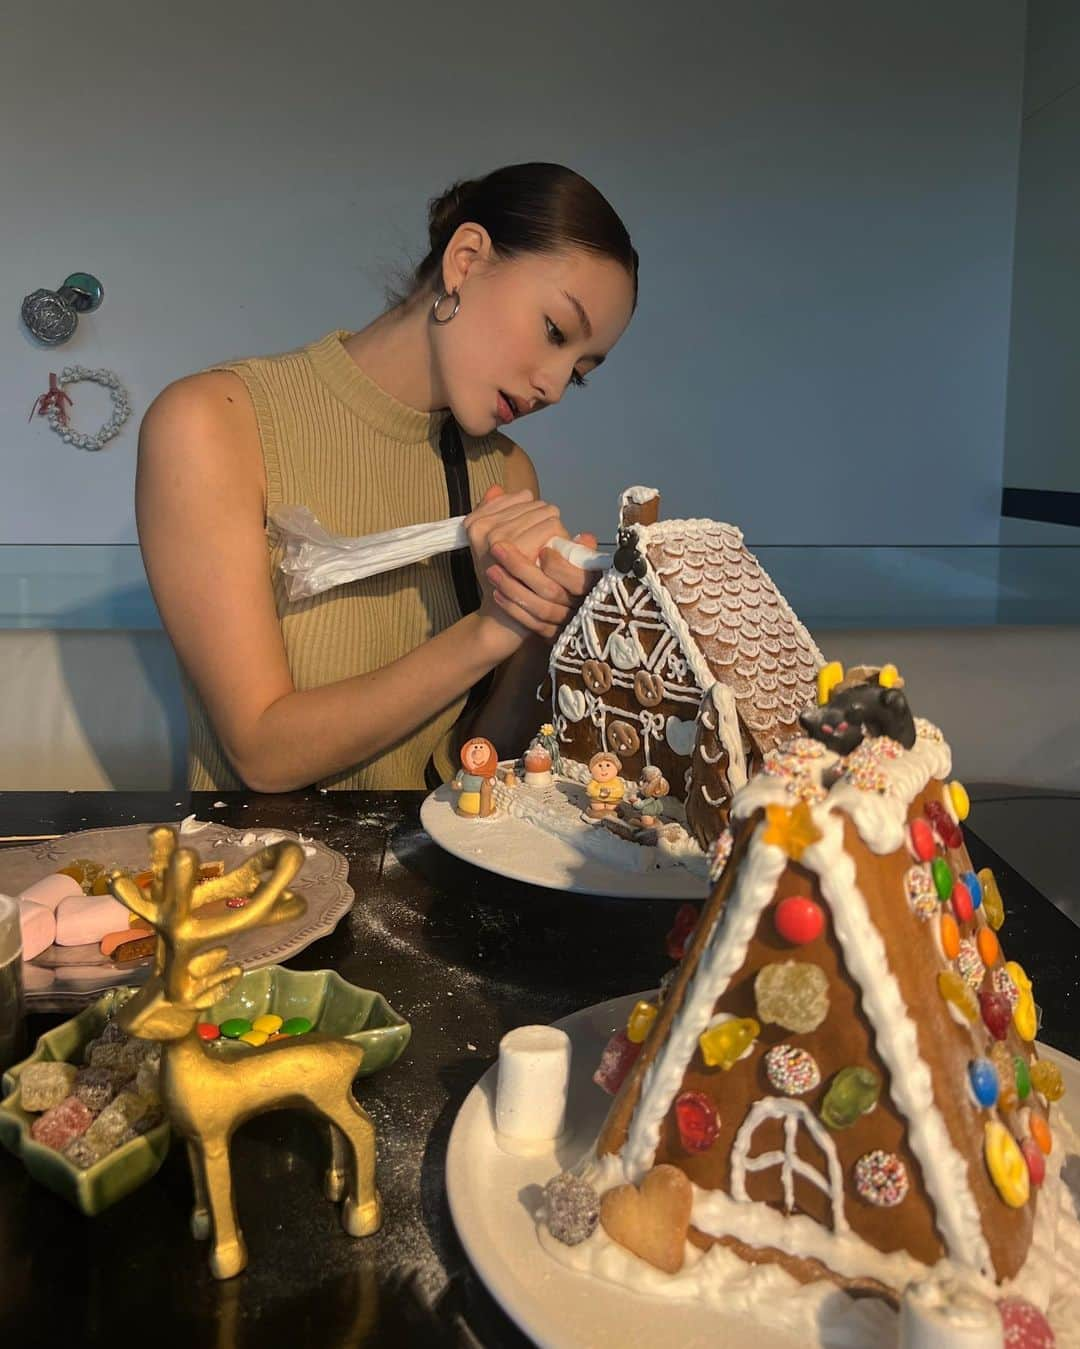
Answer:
(136, 374, 569, 792)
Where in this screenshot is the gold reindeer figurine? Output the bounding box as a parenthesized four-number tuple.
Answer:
(110, 825, 381, 1279)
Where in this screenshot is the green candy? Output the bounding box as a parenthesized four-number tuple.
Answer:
(931, 858, 954, 902)
(820, 1066, 881, 1130)
(281, 1017, 313, 1036)
(1014, 1056, 1031, 1101)
(219, 1018, 253, 1039)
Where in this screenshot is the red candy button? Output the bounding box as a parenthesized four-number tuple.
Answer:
(197, 1022, 220, 1041)
(909, 818, 936, 861)
(774, 895, 825, 945)
(675, 1090, 720, 1153)
(1020, 1137, 1045, 1188)
(951, 880, 974, 924)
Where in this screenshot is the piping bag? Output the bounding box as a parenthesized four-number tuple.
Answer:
(270, 505, 610, 602)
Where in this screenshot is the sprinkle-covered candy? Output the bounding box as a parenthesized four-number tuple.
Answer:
(984, 1120, 1030, 1207)
(626, 1000, 658, 1045)
(993, 966, 1020, 1010)
(764, 1044, 821, 1096)
(904, 865, 938, 919)
(853, 1150, 909, 1207)
(1029, 1059, 1064, 1103)
(674, 1091, 720, 1152)
(978, 868, 1005, 930)
(956, 938, 985, 989)
(543, 1172, 600, 1246)
(774, 895, 825, 945)
(938, 971, 978, 1023)
(699, 1016, 759, 1070)
(820, 1066, 881, 1130)
(968, 1058, 999, 1108)
(998, 1296, 1055, 1349)
(991, 1042, 1019, 1110)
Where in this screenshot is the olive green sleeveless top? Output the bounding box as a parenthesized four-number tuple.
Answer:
(183, 330, 507, 790)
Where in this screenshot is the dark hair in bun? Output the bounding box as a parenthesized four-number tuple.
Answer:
(406, 162, 637, 305)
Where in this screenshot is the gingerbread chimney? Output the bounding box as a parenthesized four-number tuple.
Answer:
(619, 486, 660, 528)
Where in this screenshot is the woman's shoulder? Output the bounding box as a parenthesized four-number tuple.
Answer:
(138, 370, 263, 490)
(465, 430, 538, 495)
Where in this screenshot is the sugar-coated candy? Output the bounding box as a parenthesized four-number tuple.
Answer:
(956, 938, 985, 989)
(134, 1060, 159, 1098)
(950, 880, 974, 924)
(593, 1030, 641, 1096)
(774, 895, 825, 945)
(939, 913, 961, 961)
(30, 1095, 94, 1150)
(990, 1043, 1019, 1110)
(938, 971, 978, 1023)
(698, 1016, 759, 1070)
(1020, 1138, 1045, 1189)
(820, 1066, 881, 1130)
(674, 1091, 720, 1152)
(98, 1019, 127, 1045)
(85, 1091, 152, 1150)
(979, 990, 1012, 1041)
(993, 966, 1020, 1010)
(853, 1150, 908, 1207)
(239, 1030, 268, 1046)
(962, 870, 983, 908)
(977, 927, 1000, 968)
(755, 961, 829, 1034)
(1014, 1056, 1031, 1102)
(1028, 1113, 1053, 1156)
(252, 1014, 283, 1035)
(73, 1065, 118, 1112)
(543, 1172, 600, 1246)
(87, 1041, 133, 1073)
(998, 1296, 1055, 1349)
(909, 818, 936, 862)
(19, 1061, 77, 1112)
(904, 864, 938, 919)
(131, 1103, 166, 1135)
(63, 1134, 111, 1169)
(626, 1000, 658, 1045)
(984, 1120, 1030, 1207)
(197, 1022, 220, 1041)
(665, 903, 699, 960)
(925, 799, 963, 850)
(978, 868, 1005, 930)
(1029, 1059, 1064, 1103)
(220, 1018, 252, 1039)
(968, 1058, 999, 1108)
(281, 1017, 313, 1036)
(764, 1044, 821, 1096)
(1006, 962, 1037, 1041)
(931, 858, 953, 902)
(948, 781, 970, 821)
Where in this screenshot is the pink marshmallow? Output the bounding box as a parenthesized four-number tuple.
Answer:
(54, 893, 131, 947)
(19, 899, 56, 961)
(17, 873, 85, 912)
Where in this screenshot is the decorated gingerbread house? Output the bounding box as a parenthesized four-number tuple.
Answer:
(545, 488, 823, 849)
(543, 674, 1066, 1306)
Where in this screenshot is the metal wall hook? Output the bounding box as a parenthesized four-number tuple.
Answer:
(20, 272, 105, 345)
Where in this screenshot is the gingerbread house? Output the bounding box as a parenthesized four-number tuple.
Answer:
(553, 684, 1063, 1301)
(545, 488, 823, 849)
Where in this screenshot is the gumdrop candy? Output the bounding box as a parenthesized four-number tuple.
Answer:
(938, 971, 978, 1023)
(939, 912, 961, 960)
(951, 880, 974, 923)
(820, 1066, 881, 1130)
(980, 990, 1012, 1041)
(674, 1091, 720, 1152)
(925, 799, 963, 849)
(1014, 1056, 1031, 1102)
(977, 927, 1000, 967)
(948, 781, 971, 821)
(63, 1134, 112, 1169)
(593, 1030, 642, 1096)
(764, 1044, 821, 1096)
(1020, 1138, 1045, 1189)
(909, 818, 936, 862)
(665, 903, 699, 960)
(1029, 1060, 1065, 1103)
(978, 868, 1005, 930)
(963, 870, 983, 908)
(543, 1172, 600, 1246)
(968, 1058, 999, 1108)
(755, 961, 830, 1034)
(72, 1065, 119, 1113)
(984, 1120, 1030, 1207)
(774, 895, 825, 945)
(956, 938, 985, 989)
(991, 1043, 1019, 1110)
(626, 1000, 658, 1045)
(19, 1062, 77, 1113)
(30, 1095, 94, 1150)
(998, 1296, 1055, 1349)
(699, 1016, 759, 1070)
(931, 858, 954, 902)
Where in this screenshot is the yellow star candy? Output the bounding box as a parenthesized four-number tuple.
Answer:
(763, 801, 823, 861)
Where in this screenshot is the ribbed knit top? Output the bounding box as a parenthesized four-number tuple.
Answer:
(184, 330, 507, 790)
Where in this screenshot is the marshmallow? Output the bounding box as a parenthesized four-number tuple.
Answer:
(495, 1025, 572, 1153)
(17, 873, 84, 912)
(900, 1272, 1004, 1349)
(55, 893, 131, 947)
(99, 926, 153, 957)
(19, 900, 56, 961)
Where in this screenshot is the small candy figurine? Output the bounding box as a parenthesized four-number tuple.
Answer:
(631, 766, 670, 825)
(586, 751, 625, 819)
(522, 738, 554, 789)
(453, 737, 498, 818)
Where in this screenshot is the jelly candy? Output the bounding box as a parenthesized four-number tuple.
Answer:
(909, 818, 936, 862)
(72, 1066, 118, 1113)
(665, 903, 699, 960)
(951, 880, 974, 924)
(1029, 1059, 1064, 1103)
(19, 1062, 77, 1112)
(1028, 1113, 1053, 1155)
(998, 1297, 1055, 1349)
(699, 1016, 759, 1070)
(1006, 962, 1037, 1041)
(925, 799, 962, 850)
(30, 1095, 94, 1150)
(938, 971, 978, 1023)
(252, 1014, 283, 1035)
(948, 781, 970, 821)
(544, 1172, 600, 1245)
(755, 961, 830, 1034)
(939, 913, 961, 961)
(904, 865, 937, 919)
(977, 868, 1005, 930)
(977, 927, 999, 967)
(991, 1042, 1018, 1110)
(962, 870, 983, 908)
(853, 1150, 908, 1207)
(931, 858, 953, 902)
(282, 1016, 313, 1036)
(1014, 1056, 1031, 1102)
(762, 801, 821, 860)
(979, 990, 1012, 1041)
(626, 1000, 658, 1045)
(774, 895, 825, 945)
(219, 1018, 252, 1039)
(674, 1090, 720, 1152)
(984, 1120, 1029, 1207)
(593, 1030, 641, 1096)
(764, 1044, 821, 1095)
(968, 1058, 999, 1108)
(820, 1066, 881, 1129)
(956, 938, 984, 989)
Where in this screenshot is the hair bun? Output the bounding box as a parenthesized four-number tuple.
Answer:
(427, 177, 478, 247)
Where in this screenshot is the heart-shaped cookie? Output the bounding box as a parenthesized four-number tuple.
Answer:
(665, 715, 697, 757)
(599, 1164, 692, 1274)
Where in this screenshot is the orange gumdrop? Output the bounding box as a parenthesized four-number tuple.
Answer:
(977, 927, 999, 967)
(940, 912, 960, 960)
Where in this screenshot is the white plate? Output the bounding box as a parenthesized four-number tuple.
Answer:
(0, 821, 354, 1010)
(446, 992, 1080, 1349)
(421, 785, 708, 900)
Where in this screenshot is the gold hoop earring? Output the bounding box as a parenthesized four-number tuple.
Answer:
(431, 289, 461, 324)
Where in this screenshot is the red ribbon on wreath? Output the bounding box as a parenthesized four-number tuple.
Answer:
(29, 373, 73, 425)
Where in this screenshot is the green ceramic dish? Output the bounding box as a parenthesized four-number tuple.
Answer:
(0, 969, 410, 1216)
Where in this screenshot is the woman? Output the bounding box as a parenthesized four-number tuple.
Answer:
(137, 163, 638, 792)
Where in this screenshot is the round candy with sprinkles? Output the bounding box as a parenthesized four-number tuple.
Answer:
(998, 1296, 1055, 1349)
(993, 965, 1020, 1009)
(904, 864, 937, 919)
(956, 937, 985, 988)
(853, 1150, 909, 1207)
(764, 1044, 821, 1096)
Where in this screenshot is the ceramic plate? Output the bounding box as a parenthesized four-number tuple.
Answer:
(0, 821, 354, 1010)
(445, 991, 1080, 1349)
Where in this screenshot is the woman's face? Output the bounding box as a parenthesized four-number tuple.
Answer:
(433, 238, 636, 438)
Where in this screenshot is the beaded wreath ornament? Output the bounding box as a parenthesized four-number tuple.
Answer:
(30, 366, 132, 451)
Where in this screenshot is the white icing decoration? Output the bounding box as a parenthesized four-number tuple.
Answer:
(558, 684, 587, 722)
(706, 681, 748, 791)
(730, 1097, 847, 1228)
(665, 716, 697, 757)
(608, 632, 640, 670)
